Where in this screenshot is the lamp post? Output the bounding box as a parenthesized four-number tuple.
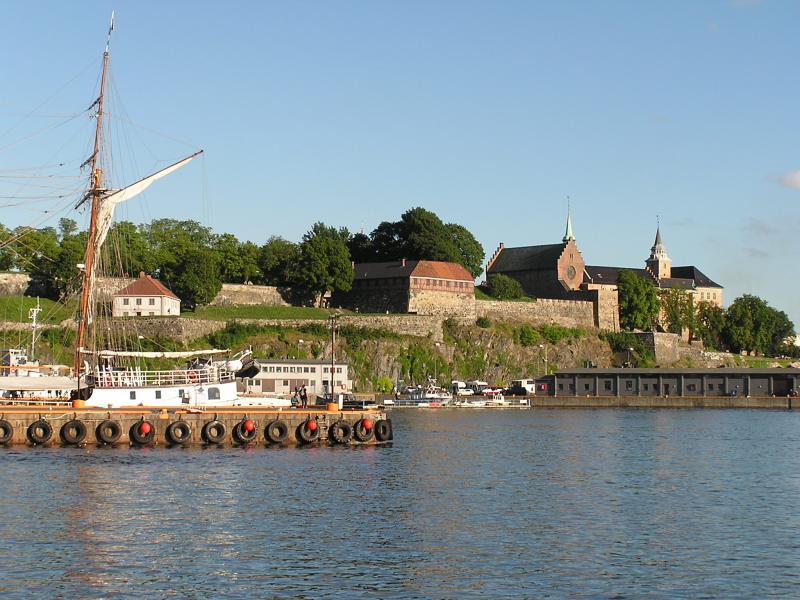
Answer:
(627, 347, 633, 368)
(328, 314, 339, 398)
(539, 344, 548, 376)
(434, 342, 441, 385)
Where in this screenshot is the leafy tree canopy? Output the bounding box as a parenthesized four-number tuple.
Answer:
(293, 222, 353, 305)
(617, 270, 659, 331)
(352, 207, 484, 277)
(258, 236, 300, 287)
(170, 247, 222, 310)
(724, 294, 795, 356)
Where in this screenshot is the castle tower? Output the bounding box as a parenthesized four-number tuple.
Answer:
(645, 225, 671, 280)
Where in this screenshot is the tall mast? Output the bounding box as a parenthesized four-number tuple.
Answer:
(74, 13, 113, 390)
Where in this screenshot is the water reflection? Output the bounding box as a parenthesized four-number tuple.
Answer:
(0, 409, 799, 598)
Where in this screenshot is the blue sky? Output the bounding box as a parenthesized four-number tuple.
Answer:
(1, 1, 798, 328)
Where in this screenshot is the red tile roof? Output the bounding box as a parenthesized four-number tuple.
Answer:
(115, 272, 179, 300)
(411, 260, 473, 282)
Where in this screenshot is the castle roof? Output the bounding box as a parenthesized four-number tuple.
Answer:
(670, 266, 722, 288)
(115, 272, 179, 299)
(353, 260, 473, 282)
(487, 243, 567, 273)
(584, 264, 722, 290)
(584, 266, 651, 285)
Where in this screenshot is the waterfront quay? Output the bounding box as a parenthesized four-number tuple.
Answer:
(0, 406, 392, 447)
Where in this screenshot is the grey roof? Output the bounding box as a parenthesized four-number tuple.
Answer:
(671, 266, 722, 288)
(488, 243, 566, 273)
(353, 260, 417, 280)
(550, 367, 800, 375)
(255, 358, 349, 366)
(659, 277, 695, 291)
(584, 264, 721, 290)
(583, 266, 650, 285)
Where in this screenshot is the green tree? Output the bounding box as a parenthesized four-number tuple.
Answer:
(145, 219, 214, 281)
(694, 301, 726, 350)
(724, 294, 795, 356)
(170, 247, 222, 310)
(29, 230, 87, 300)
(446, 222, 484, 278)
(213, 233, 247, 283)
(347, 231, 374, 263)
(0, 224, 16, 271)
(9, 225, 59, 272)
(485, 274, 524, 300)
(659, 288, 695, 335)
(293, 222, 353, 306)
(401, 207, 459, 263)
(617, 270, 659, 331)
(239, 241, 261, 284)
(104, 221, 154, 276)
(258, 236, 300, 286)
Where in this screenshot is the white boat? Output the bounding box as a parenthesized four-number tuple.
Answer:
(0, 15, 288, 409)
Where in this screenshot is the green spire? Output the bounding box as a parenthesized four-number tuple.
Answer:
(562, 203, 574, 242)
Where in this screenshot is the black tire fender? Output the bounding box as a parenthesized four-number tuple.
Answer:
(201, 420, 227, 444)
(328, 420, 353, 444)
(374, 419, 393, 442)
(264, 419, 289, 444)
(165, 421, 192, 445)
(296, 419, 320, 444)
(59, 419, 87, 445)
(27, 419, 52, 445)
(0, 419, 14, 445)
(96, 420, 122, 445)
(353, 418, 375, 442)
(129, 421, 156, 446)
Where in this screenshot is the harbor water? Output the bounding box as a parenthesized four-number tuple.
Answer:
(1, 408, 799, 598)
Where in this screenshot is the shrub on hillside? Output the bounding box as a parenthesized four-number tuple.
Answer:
(485, 274, 524, 300)
(476, 316, 491, 328)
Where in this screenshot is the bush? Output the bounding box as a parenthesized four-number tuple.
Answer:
(485, 274, 524, 300)
(517, 324, 540, 347)
(476, 316, 491, 328)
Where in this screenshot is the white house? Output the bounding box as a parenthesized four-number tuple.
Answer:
(112, 272, 180, 317)
(237, 358, 352, 398)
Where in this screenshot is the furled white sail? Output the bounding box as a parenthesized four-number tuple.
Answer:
(79, 348, 228, 359)
(0, 376, 80, 392)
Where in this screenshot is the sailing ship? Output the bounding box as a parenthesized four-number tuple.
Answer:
(0, 15, 284, 409)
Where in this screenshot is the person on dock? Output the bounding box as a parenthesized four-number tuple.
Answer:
(300, 385, 308, 408)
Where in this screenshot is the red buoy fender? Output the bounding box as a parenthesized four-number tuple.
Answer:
(353, 418, 375, 442)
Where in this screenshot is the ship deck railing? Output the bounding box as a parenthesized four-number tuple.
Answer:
(92, 367, 234, 388)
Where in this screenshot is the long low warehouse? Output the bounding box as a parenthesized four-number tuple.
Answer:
(536, 368, 800, 398)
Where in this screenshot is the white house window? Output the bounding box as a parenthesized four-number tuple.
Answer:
(123, 298, 129, 305)
(136, 298, 142, 305)
(149, 298, 155, 305)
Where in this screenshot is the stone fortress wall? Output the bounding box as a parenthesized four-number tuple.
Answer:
(0, 273, 618, 335)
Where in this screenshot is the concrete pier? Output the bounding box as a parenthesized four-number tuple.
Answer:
(0, 406, 391, 447)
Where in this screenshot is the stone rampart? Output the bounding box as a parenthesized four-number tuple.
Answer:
(476, 298, 596, 329)
(0, 272, 31, 296)
(5, 313, 444, 344)
(408, 290, 475, 319)
(210, 284, 290, 307)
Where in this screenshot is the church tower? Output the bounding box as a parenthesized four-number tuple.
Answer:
(645, 225, 671, 280)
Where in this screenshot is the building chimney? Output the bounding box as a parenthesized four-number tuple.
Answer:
(139, 271, 145, 278)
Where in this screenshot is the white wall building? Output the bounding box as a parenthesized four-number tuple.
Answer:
(112, 272, 180, 317)
(237, 358, 352, 397)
